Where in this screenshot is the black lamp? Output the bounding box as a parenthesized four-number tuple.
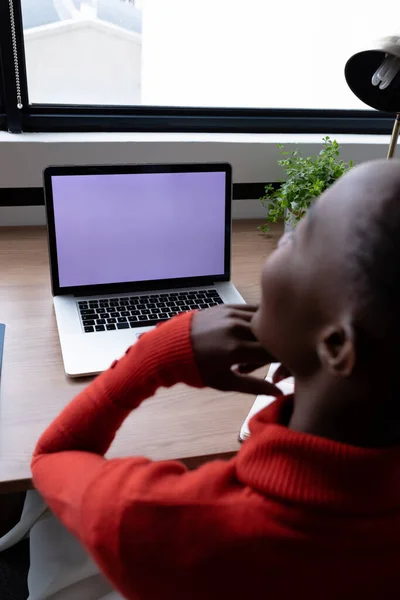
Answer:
(345, 35, 400, 158)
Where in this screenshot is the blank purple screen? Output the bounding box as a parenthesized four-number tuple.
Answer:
(52, 171, 227, 288)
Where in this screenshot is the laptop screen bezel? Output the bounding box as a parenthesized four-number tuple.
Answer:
(44, 162, 232, 297)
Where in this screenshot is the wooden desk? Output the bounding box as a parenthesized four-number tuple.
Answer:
(0, 221, 281, 493)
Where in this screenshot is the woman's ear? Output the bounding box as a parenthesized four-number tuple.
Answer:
(316, 318, 355, 377)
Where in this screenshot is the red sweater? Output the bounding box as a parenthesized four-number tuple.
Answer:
(32, 312, 400, 600)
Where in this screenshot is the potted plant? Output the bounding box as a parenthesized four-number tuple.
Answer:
(260, 137, 353, 232)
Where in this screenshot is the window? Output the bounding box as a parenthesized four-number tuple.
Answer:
(0, 0, 396, 133)
(21, 0, 142, 105)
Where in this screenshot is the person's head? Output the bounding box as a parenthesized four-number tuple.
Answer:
(251, 159, 400, 447)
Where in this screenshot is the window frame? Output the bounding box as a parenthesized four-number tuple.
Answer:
(0, 0, 396, 136)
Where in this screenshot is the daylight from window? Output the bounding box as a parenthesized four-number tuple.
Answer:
(20, 0, 397, 109)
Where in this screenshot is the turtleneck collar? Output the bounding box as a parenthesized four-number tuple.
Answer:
(236, 396, 400, 515)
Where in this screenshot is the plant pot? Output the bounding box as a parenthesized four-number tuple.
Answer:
(284, 203, 313, 233)
(284, 210, 297, 233)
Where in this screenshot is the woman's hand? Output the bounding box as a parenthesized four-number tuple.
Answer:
(191, 304, 286, 396)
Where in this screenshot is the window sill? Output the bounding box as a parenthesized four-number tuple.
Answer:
(0, 131, 392, 226)
(0, 130, 392, 187)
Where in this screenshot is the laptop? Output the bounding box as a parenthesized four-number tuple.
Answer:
(44, 163, 245, 377)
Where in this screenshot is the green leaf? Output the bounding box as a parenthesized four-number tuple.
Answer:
(260, 136, 354, 229)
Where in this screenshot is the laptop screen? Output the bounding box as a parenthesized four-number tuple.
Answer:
(50, 169, 228, 289)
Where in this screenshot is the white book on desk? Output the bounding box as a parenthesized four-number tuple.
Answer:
(239, 363, 295, 441)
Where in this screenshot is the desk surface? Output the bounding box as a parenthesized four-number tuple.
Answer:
(0, 220, 281, 493)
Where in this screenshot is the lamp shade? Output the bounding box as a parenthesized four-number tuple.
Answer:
(345, 36, 400, 112)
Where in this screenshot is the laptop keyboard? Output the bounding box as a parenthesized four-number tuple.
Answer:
(78, 289, 224, 333)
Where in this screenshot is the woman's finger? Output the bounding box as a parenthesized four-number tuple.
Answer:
(228, 372, 283, 396)
(235, 362, 266, 374)
(224, 309, 258, 324)
(224, 304, 258, 312)
(272, 363, 292, 384)
(231, 341, 274, 364)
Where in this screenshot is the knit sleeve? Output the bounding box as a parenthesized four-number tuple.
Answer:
(32, 311, 203, 459)
(31, 312, 204, 557)
(30, 312, 224, 600)
(31, 452, 235, 600)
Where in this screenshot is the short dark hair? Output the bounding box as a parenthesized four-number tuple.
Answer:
(350, 190, 400, 347)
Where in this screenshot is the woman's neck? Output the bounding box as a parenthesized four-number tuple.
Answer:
(288, 376, 400, 448)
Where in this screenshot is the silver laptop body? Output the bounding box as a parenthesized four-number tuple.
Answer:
(44, 163, 244, 377)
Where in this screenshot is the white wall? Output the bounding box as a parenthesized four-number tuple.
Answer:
(0, 132, 392, 225)
(0, 132, 391, 188)
(24, 20, 141, 105)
